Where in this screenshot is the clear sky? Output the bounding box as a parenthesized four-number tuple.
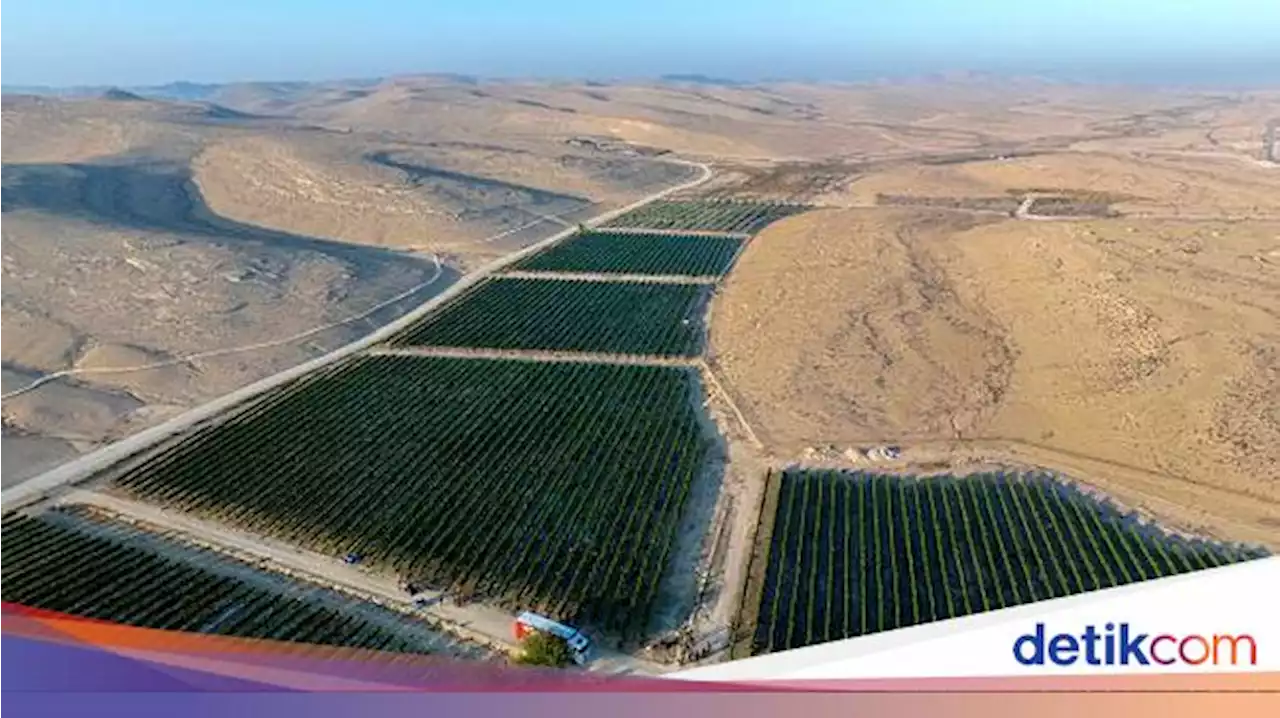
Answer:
(3, 0, 1279, 87)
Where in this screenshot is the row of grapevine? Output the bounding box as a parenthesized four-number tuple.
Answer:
(513, 231, 742, 277)
(1, 511, 482, 656)
(111, 355, 710, 639)
(388, 277, 708, 356)
(749, 470, 1269, 655)
(603, 200, 809, 234)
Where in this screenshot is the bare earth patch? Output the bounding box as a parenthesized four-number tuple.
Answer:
(711, 208, 1280, 548)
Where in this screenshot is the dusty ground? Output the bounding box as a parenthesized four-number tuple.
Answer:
(703, 80, 1280, 552)
(0, 88, 695, 483)
(42, 504, 495, 659)
(7, 76, 1279, 670)
(41, 490, 668, 675)
(711, 144, 1280, 549)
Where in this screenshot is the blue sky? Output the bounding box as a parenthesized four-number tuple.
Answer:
(3, 0, 1279, 87)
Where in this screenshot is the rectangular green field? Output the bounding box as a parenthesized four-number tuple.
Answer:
(743, 470, 1268, 656)
(110, 355, 711, 638)
(388, 277, 708, 356)
(2, 510, 482, 656)
(514, 231, 743, 277)
(603, 200, 808, 234)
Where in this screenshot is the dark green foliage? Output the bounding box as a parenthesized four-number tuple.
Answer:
(112, 355, 709, 638)
(604, 200, 808, 234)
(1, 513, 428, 653)
(514, 231, 742, 277)
(751, 470, 1269, 655)
(513, 632, 572, 668)
(389, 277, 707, 356)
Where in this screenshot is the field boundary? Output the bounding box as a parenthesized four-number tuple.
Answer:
(3, 158, 713, 510)
(733, 468, 1268, 657)
(40, 506, 490, 657)
(48, 491, 524, 657)
(599, 227, 753, 239)
(698, 361, 765, 450)
(728, 468, 782, 660)
(365, 346, 701, 367)
(496, 269, 720, 284)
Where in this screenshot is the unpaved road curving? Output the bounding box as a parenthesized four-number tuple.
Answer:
(51, 490, 671, 675)
(3, 158, 712, 510)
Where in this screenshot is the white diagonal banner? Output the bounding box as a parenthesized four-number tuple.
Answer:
(676, 557, 1279, 680)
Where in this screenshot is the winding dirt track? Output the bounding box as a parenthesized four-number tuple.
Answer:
(4, 157, 714, 674)
(55, 490, 668, 675)
(3, 158, 712, 510)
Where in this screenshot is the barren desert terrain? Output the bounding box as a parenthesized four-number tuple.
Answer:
(0, 85, 700, 482)
(709, 92, 1280, 547)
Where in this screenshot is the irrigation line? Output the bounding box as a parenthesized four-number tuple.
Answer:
(698, 360, 765, 450)
(478, 212, 569, 245)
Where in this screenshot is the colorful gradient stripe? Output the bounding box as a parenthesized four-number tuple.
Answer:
(4, 602, 1277, 718)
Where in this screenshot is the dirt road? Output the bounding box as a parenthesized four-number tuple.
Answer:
(51, 490, 671, 675)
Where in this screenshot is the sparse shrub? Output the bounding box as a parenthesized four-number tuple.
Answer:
(512, 632, 572, 668)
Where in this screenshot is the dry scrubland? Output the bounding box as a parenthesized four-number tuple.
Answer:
(711, 97, 1280, 546)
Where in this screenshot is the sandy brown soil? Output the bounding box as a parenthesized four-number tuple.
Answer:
(7, 77, 1277, 535)
(711, 201, 1280, 547)
(0, 88, 696, 481)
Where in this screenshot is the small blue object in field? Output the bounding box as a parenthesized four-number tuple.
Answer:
(343, 552, 363, 565)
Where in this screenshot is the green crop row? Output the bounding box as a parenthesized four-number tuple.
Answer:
(388, 277, 708, 356)
(603, 200, 808, 234)
(513, 231, 742, 277)
(750, 470, 1268, 655)
(111, 355, 710, 639)
(1, 512, 463, 655)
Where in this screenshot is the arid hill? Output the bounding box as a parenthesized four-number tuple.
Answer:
(0, 86, 694, 483)
(708, 90, 1280, 547)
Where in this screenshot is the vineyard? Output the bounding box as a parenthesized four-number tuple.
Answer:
(1, 511, 479, 656)
(388, 277, 708, 356)
(603, 200, 809, 234)
(743, 470, 1268, 656)
(111, 355, 710, 638)
(513, 230, 743, 277)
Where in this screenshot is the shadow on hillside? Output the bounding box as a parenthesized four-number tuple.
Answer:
(1, 160, 437, 281)
(366, 151, 593, 221)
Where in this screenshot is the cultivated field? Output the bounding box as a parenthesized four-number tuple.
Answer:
(107, 355, 711, 639)
(0, 87, 696, 482)
(8, 77, 1278, 668)
(604, 200, 809, 233)
(388, 277, 709, 356)
(514, 230, 744, 277)
(737, 470, 1266, 657)
(2, 510, 489, 657)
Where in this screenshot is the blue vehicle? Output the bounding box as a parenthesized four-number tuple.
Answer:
(343, 552, 363, 565)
